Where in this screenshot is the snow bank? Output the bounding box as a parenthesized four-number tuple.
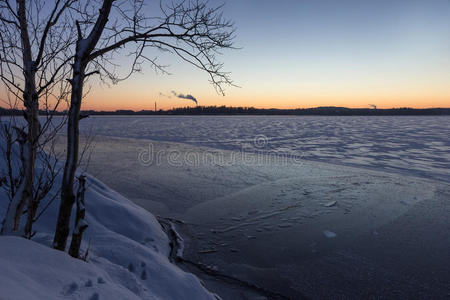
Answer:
(0, 236, 142, 300)
(0, 137, 215, 299)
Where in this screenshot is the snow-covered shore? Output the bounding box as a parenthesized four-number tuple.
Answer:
(0, 156, 217, 299)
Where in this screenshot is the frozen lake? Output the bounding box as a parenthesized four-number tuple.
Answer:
(51, 115, 449, 298)
(79, 115, 450, 182)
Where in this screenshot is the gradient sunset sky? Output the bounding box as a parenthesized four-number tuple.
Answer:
(6, 0, 450, 110)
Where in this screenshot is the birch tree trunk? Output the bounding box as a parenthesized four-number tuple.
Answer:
(53, 50, 86, 250)
(2, 0, 40, 236)
(18, 0, 40, 238)
(68, 175, 88, 258)
(53, 0, 114, 251)
(21, 85, 39, 238)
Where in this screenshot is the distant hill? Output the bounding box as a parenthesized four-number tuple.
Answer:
(1, 106, 450, 116)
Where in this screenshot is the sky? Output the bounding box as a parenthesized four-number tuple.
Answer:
(3, 0, 450, 110)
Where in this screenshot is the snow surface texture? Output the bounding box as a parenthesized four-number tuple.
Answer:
(0, 141, 216, 299)
(76, 115, 450, 182)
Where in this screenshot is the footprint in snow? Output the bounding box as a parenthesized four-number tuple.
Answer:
(85, 279, 93, 287)
(141, 270, 147, 280)
(89, 293, 100, 300)
(127, 262, 135, 273)
(62, 282, 78, 296)
(97, 277, 106, 284)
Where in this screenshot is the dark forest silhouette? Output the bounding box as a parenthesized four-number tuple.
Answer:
(2, 106, 449, 116)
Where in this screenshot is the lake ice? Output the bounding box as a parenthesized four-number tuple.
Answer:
(79, 115, 450, 182)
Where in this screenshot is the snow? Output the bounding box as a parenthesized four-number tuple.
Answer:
(0, 236, 140, 300)
(0, 131, 216, 299)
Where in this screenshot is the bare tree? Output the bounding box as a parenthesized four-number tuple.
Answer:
(0, 107, 64, 238)
(0, 0, 75, 237)
(53, 0, 235, 251)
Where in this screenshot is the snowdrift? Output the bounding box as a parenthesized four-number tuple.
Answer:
(0, 142, 215, 299)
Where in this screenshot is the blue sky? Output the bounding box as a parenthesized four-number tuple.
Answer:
(56, 0, 450, 109)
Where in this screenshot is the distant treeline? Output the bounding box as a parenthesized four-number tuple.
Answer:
(1, 106, 450, 116)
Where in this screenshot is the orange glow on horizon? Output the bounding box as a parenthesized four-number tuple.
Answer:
(78, 72, 450, 111)
(82, 95, 450, 111)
